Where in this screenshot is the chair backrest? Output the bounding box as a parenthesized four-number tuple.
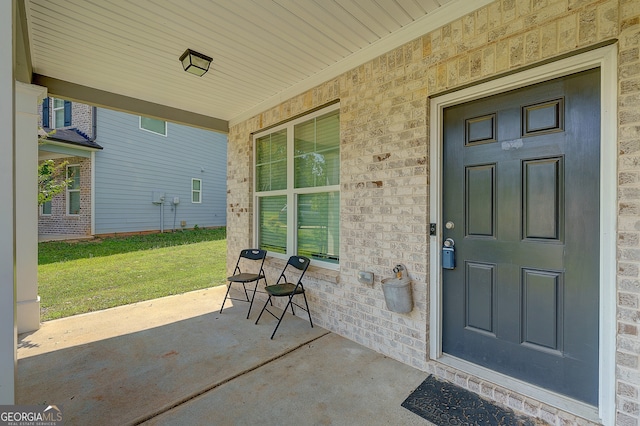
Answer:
(277, 255, 310, 285)
(240, 249, 267, 261)
(234, 249, 267, 274)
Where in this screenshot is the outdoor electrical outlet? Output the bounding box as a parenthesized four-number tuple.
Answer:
(358, 271, 374, 286)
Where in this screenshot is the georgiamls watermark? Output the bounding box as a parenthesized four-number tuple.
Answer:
(0, 405, 63, 426)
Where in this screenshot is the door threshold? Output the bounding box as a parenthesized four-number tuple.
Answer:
(435, 354, 601, 424)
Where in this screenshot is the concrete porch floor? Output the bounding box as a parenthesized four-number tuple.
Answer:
(17, 286, 432, 425)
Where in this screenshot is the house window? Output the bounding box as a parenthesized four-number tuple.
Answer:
(53, 98, 65, 128)
(254, 104, 340, 266)
(139, 116, 167, 136)
(66, 165, 81, 215)
(42, 98, 71, 128)
(192, 179, 202, 203)
(41, 200, 52, 216)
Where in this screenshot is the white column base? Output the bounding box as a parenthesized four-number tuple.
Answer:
(17, 297, 40, 334)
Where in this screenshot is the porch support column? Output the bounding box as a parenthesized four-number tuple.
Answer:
(15, 82, 46, 334)
(0, 0, 16, 404)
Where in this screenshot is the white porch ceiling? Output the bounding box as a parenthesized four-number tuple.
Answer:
(25, 0, 488, 129)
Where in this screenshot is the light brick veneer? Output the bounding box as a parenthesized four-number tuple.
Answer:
(228, 1, 640, 424)
(38, 99, 94, 137)
(38, 156, 92, 236)
(37, 101, 94, 236)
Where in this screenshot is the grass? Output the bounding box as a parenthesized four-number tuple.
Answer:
(38, 228, 227, 321)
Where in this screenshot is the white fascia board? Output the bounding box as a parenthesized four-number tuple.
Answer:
(40, 140, 101, 152)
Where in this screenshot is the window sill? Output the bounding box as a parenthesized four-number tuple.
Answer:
(265, 256, 340, 284)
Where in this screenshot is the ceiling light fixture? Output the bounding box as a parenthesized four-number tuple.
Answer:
(179, 49, 212, 77)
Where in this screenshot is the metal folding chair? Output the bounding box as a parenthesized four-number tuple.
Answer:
(220, 249, 268, 319)
(255, 255, 313, 339)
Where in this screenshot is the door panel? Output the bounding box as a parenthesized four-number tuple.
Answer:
(522, 269, 563, 352)
(466, 164, 495, 236)
(465, 262, 495, 334)
(523, 157, 562, 240)
(442, 69, 600, 405)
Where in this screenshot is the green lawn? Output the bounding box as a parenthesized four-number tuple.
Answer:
(38, 228, 227, 321)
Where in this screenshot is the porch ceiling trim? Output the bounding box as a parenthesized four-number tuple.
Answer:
(32, 74, 229, 134)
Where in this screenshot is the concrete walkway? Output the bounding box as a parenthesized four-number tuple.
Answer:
(38, 233, 94, 242)
(17, 286, 432, 425)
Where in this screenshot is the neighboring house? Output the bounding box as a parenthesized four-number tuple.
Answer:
(38, 99, 101, 236)
(38, 98, 227, 237)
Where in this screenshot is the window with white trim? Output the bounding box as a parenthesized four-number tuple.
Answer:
(41, 200, 52, 216)
(42, 97, 71, 128)
(192, 178, 202, 203)
(139, 116, 167, 136)
(53, 98, 68, 128)
(66, 165, 80, 215)
(254, 104, 340, 266)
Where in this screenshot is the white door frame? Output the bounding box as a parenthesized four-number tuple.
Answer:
(429, 44, 617, 425)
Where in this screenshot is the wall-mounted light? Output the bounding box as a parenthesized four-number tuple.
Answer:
(179, 49, 212, 77)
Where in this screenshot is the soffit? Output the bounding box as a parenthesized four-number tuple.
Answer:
(25, 0, 490, 128)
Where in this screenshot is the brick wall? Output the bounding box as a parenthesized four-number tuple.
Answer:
(228, 1, 640, 424)
(37, 100, 94, 236)
(69, 102, 93, 136)
(38, 156, 92, 236)
(616, 1, 640, 424)
(38, 99, 93, 136)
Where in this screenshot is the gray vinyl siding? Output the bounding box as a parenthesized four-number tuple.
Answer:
(94, 108, 227, 234)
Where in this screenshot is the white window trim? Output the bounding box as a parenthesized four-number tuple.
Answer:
(40, 201, 52, 216)
(253, 103, 340, 270)
(139, 116, 167, 136)
(66, 164, 80, 216)
(191, 178, 202, 204)
(429, 45, 617, 425)
(52, 98, 65, 129)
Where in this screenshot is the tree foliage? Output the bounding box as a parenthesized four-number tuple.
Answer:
(38, 159, 72, 205)
(38, 129, 72, 206)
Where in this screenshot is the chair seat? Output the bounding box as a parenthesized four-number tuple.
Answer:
(228, 272, 264, 283)
(255, 255, 312, 339)
(265, 283, 304, 297)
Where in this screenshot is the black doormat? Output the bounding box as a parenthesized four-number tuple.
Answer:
(401, 375, 538, 425)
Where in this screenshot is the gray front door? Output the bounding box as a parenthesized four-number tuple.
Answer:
(442, 68, 600, 405)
